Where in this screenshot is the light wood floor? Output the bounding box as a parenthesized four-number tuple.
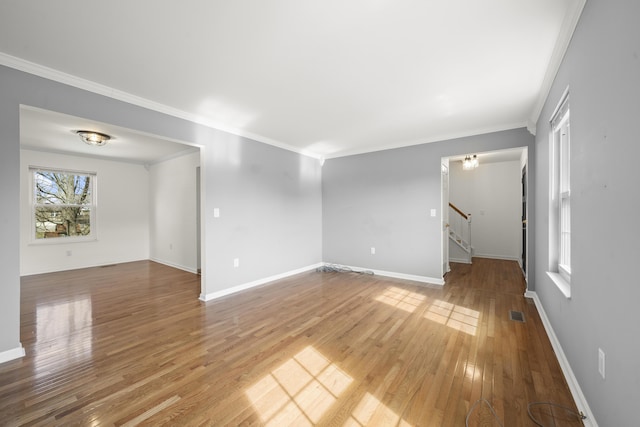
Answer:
(0, 259, 583, 426)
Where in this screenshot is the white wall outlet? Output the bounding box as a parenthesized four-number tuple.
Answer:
(234, 258, 239, 268)
(430, 209, 437, 217)
(169, 243, 173, 250)
(371, 247, 376, 255)
(598, 348, 605, 379)
(66, 250, 72, 256)
(214, 208, 220, 218)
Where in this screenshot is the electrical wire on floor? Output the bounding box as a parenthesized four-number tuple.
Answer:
(316, 263, 374, 275)
(465, 398, 504, 427)
(527, 402, 587, 426)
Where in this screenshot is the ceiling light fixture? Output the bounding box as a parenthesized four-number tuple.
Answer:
(462, 154, 479, 170)
(76, 130, 111, 146)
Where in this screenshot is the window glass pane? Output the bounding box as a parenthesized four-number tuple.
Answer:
(35, 171, 92, 205)
(560, 123, 570, 193)
(560, 197, 571, 268)
(32, 169, 95, 240)
(35, 206, 91, 238)
(549, 91, 571, 285)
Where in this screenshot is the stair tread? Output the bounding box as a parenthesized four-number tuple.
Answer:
(449, 235, 471, 253)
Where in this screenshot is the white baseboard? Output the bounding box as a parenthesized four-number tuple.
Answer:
(0, 345, 25, 364)
(199, 263, 323, 302)
(449, 257, 471, 264)
(150, 257, 198, 274)
(341, 264, 445, 286)
(199, 262, 445, 302)
(528, 291, 598, 427)
(473, 254, 520, 261)
(21, 258, 150, 277)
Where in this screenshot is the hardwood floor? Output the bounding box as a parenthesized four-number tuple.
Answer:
(0, 259, 583, 426)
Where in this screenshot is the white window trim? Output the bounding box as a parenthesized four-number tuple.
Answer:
(547, 272, 571, 298)
(30, 166, 98, 245)
(548, 88, 571, 298)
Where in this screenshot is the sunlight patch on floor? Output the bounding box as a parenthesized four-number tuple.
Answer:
(425, 299, 479, 335)
(246, 346, 353, 426)
(375, 286, 427, 313)
(344, 392, 413, 427)
(35, 297, 93, 370)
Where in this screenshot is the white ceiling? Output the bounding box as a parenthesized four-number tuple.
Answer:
(1, 1, 584, 160)
(20, 106, 198, 165)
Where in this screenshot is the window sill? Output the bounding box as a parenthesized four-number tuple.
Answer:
(29, 236, 97, 246)
(546, 272, 571, 299)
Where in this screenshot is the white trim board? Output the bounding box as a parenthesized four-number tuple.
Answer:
(473, 254, 521, 262)
(150, 257, 198, 275)
(20, 259, 149, 277)
(0, 345, 25, 364)
(199, 262, 445, 302)
(527, 0, 586, 131)
(2, 53, 535, 161)
(0, 53, 318, 159)
(338, 264, 445, 286)
(528, 291, 598, 427)
(199, 263, 323, 302)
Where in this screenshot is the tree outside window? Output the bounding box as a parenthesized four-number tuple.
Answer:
(32, 169, 96, 240)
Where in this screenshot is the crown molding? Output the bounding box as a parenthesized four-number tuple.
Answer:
(528, 0, 586, 132)
(0, 52, 320, 159)
(322, 121, 528, 159)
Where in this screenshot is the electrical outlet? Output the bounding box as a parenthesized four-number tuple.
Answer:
(234, 258, 240, 268)
(371, 247, 376, 255)
(598, 348, 605, 379)
(66, 250, 72, 256)
(214, 208, 220, 218)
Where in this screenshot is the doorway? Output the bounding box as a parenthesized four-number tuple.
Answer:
(196, 166, 202, 274)
(444, 147, 527, 274)
(441, 160, 450, 277)
(19, 106, 204, 285)
(521, 165, 527, 274)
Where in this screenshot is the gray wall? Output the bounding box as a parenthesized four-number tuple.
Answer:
(0, 69, 21, 354)
(203, 130, 323, 295)
(533, 0, 640, 425)
(0, 65, 322, 356)
(322, 128, 534, 281)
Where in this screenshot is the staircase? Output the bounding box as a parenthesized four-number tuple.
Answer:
(448, 202, 473, 264)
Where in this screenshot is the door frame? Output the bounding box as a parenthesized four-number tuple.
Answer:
(441, 159, 450, 278)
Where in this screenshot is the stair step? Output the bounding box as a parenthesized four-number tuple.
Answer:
(449, 234, 471, 253)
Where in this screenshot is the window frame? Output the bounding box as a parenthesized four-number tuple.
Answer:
(548, 88, 571, 296)
(558, 117, 571, 282)
(30, 166, 98, 244)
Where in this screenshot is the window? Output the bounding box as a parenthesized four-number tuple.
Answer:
(32, 168, 96, 241)
(549, 90, 571, 293)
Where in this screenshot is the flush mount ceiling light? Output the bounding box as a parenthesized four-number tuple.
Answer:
(462, 154, 479, 170)
(76, 130, 111, 146)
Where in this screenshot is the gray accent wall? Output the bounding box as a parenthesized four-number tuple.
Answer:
(533, 0, 640, 425)
(0, 69, 21, 354)
(203, 130, 323, 294)
(322, 128, 534, 281)
(0, 65, 322, 356)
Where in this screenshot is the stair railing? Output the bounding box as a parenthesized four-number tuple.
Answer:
(448, 202, 472, 262)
